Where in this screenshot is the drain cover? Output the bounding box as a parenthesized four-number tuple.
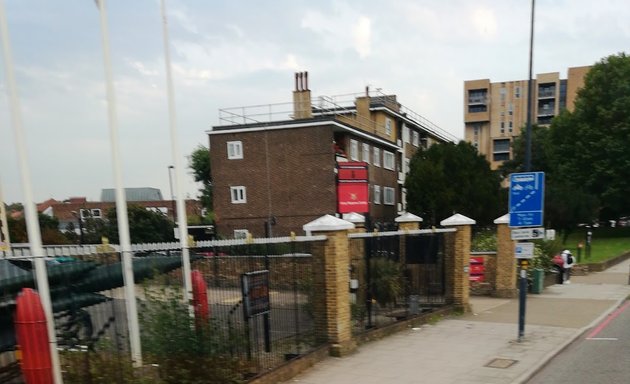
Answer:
(485, 358, 518, 369)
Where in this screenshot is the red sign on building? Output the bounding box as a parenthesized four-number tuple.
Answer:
(337, 162, 369, 214)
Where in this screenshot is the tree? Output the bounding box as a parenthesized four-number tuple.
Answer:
(499, 121, 599, 237)
(106, 205, 175, 244)
(550, 53, 630, 219)
(8, 213, 69, 245)
(405, 141, 503, 226)
(189, 145, 212, 216)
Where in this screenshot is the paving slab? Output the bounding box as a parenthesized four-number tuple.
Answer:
(287, 258, 630, 384)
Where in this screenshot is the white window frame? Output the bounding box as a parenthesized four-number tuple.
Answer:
(91, 209, 102, 218)
(383, 187, 395, 205)
(373, 147, 381, 167)
(230, 186, 247, 204)
(383, 151, 395, 170)
(402, 126, 410, 143)
(227, 141, 243, 160)
(350, 139, 359, 161)
(234, 229, 249, 239)
(412, 131, 419, 147)
(515, 86, 521, 98)
(374, 185, 381, 204)
(385, 118, 392, 135)
(362, 143, 370, 164)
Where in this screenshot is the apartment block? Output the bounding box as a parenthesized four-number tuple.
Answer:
(464, 66, 590, 169)
(208, 72, 457, 238)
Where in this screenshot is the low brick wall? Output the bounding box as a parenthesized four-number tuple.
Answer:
(582, 251, 630, 272)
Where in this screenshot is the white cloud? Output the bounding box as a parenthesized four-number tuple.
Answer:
(471, 7, 498, 40)
(128, 60, 159, 77)
(353, 16, 372, 58)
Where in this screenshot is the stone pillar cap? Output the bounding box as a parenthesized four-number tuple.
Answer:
(303, 214, 355, 232)
(493, 213, 510, 224)
(440, 213, 476, 226)
(395, 212, 423, 223)
(342, 212, 365, 224)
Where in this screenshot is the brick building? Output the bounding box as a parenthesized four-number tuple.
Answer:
(37, 188, 202, 233)
(208, 72, 457, 238)
(464, 65, 590, 169)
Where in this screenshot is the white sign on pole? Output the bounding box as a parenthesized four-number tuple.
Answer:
(511, 227, 545, 240)
(515, 242, 535, 259)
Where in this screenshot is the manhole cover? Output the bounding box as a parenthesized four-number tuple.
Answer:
(485, 358, 518, 369)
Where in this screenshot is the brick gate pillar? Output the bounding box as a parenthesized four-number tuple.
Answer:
(395, 212, 423, 231)
(304, 215, 357, 357)
(493, 214, 518, 298)
(441, 213, 475, 312)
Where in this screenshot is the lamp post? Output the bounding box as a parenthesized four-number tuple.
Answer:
(168, 165, 176, 220)
(71, 210, 84, 245)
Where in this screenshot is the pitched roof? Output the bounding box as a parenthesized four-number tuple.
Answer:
(100, 188, 164, 202)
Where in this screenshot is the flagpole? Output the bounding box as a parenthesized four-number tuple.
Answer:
(95, 0, 142, 366)
(0, 1, 63, 382)
(160, 0, 192, 305)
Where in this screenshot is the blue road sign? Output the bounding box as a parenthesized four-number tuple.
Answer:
(509, 172, 545, 228)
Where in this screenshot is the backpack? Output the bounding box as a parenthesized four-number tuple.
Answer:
(567, 254, 574, 265)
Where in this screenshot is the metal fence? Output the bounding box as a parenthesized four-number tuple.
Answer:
(1, 235, 325, 383)
(349, 228, 454, 334)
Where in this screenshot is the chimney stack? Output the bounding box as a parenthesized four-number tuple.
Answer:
(292, 71, 312, 119)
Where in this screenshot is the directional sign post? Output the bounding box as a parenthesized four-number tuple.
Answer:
(508, 171, 545, 343)
(509, 172, 545, 228)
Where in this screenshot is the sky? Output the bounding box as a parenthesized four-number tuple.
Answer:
(1, 0, 629, 205)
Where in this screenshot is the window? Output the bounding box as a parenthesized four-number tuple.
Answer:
(91, 209, 102, 218)
(493, 139, 510, 162)
(230, 186, 247, 204)
(385, 118, 392, 135)
(234, 229, 249, 239)
(515, 86, 521, 98)
(79, 209, 90, 219)
(412, 131, 419, 147)
(383, 151, 395, 170)
(350, 139, 359, 161)
(508, 103, 513, 116)
(373, 148, 381, 167)
(509, 121, 513, 133)
(374, 185, 381, 204)
(384, 187, 395, 205)
(362, 143, 370, 164)
(403, 126, 410, 143)
(227, 141, 243, 159)
(500, 87, 506, 102)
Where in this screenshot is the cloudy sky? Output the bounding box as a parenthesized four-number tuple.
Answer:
(1, 0, 628, 204)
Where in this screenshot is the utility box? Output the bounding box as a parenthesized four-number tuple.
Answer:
(531, 269, 545, 294)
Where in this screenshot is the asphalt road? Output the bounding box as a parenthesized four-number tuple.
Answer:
(527, 300, 630, 384)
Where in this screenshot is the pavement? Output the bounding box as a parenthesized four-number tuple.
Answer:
(287, 258, 630, 384)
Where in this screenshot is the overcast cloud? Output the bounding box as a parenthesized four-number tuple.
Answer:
(1, 0, 628, 204)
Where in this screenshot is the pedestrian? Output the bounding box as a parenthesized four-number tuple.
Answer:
(561, 249, 575, 284)
(552, 253, 565, 284)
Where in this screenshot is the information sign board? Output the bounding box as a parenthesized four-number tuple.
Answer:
(509, 172, 545, 228)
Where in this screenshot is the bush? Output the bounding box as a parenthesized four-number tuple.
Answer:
(139, 286, 246, 384)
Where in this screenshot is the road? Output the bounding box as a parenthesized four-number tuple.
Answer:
(528, 300, 630, 383)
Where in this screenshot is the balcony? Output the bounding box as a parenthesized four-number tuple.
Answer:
(538, 88, 556, 99)
(467, 96, 488, 105)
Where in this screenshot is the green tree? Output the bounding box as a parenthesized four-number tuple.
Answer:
(405, 141, 503, 226)
(498, 123, 599, 237)
(189, 145, 212, 215)
(8, 213, 69, 245)
(550, 53, 630, 220)
(106, 205, 175, 243)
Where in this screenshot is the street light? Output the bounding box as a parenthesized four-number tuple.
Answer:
(168, 165, 176, 220)
(71, 210, 84, 245)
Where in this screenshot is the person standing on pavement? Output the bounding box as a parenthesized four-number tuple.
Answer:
(561, 250, 575, 284)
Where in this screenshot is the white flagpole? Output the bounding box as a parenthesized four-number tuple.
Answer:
(159, 0, 192, 305)
(95, 0, 142, 366)
(0, 1, 63, 382)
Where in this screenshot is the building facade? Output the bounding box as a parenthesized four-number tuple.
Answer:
(464, 65, 590, 169)
(208, 72, 456, 238)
